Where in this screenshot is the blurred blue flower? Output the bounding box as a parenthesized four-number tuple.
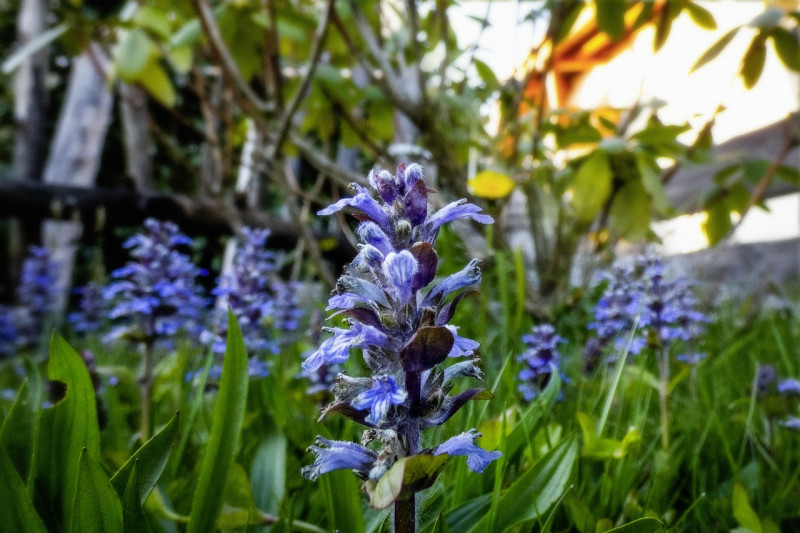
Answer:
(301, 437, 378, 481)
(589, 253, 708, 363)
(517, 324, 565, 401)
(104, 219, 206, 343)
(68, 282, 106, 334)
(434, 430, 502, 473)
(351, 375, 408, 426)
(205, 227, 279, 358)
(302, 163, 500, 493)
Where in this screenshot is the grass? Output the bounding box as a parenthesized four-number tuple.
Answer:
(1, 244, 800, 531)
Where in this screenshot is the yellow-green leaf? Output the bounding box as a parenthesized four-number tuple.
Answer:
(116, 29, 158, 82)
(137, 62, 176, 108)
(732, 483, 762, 533)
(571, 152, 612, 222)
(468, 170, 515, 199)
(609, 180, 651, 242)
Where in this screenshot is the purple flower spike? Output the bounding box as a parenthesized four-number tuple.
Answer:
(351, 375, 408, 426)
(425, 259, 481, 303)
(318, 184, 390, 230)
(782, 417, 800, 430)
(301, 437, 378, 481)
(306, 163, 498, 503)
(383, 251, 418, 304)
(434, 429, 502, 473)
(445, 325, 479, 358)
(423, 200, 494, 240)
(778, 378, 800, 396)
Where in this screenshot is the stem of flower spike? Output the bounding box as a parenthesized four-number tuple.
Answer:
(395, 369, 422, 533)
(658, 344, 669, 450)
(139, 339, 155, 443)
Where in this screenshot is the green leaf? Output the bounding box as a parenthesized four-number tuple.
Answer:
(445, 494, 491, 532)
(741, 35, 767, 89)
(605, 517, 665, 532)
(732, 483, 762, 533)
(0, 445, 46, 533)
(474, 59, 499, 87)
(636, 153, 671, 215)
(684, 2, 717, 30)
(2, 23, 68, 74)
(250, 430, 287, 516)
(703, 201, 732, 246)
(504, 373, 561, 459)
(186, 311, 249, 533)
(110, 412, 180, 503)
(609, 180, 651, 241)
(472, 436, 578, 531)
(364, 454, 450, 509)
(137, 62, 176, 108)
(31, 334, 101, 530)
(748, 7, 784, 29)
(596, 1, 626, 40)
(571, 152, 613, 222)
(169, 18, 203, 48)
(0, 381, 36, 481)
(690, 27, 740, 73)
(122, 462, 151, 533)
(135, 6, 172, 39)
(321, 469, 365, 533)
(115, 29, 158, 82)
(70, 448, 123, 533)
(771, 28, 800, 72)
(168, 45, 194, 75)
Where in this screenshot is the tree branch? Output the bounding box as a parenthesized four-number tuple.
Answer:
(192, 0, 274, 116)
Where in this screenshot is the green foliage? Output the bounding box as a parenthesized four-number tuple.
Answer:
(186, 311, 249, 533)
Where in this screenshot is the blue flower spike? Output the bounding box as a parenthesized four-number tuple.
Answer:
(302, 163, 500, 514)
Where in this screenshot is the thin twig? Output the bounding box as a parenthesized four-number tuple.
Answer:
(192, 0, 273, 115)
(269, 0, 336, 158)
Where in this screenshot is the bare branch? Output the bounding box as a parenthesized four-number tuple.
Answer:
(192, 0, 273, 116)
(269, 0, 336, 158)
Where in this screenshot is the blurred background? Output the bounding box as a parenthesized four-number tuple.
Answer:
(1, 0, 799, 319)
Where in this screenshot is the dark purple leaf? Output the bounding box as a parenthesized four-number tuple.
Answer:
(319, 400, 375, 427)
(403, 179, 428, 226)
(338, 307, 385, 330)
(436, 290, 479, 326)
(409, 243, 438, 292)
(400, 326, 454, 372)
(422, 388, 493, 427)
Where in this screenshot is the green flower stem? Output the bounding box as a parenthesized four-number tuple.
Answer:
(395, 368, 422, 533)
(658, 344, 670, 450)
(597, 311, 641, 437)
(139, 339, 155, 443)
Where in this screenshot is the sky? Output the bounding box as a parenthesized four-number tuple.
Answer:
(452, 1, 800, 254)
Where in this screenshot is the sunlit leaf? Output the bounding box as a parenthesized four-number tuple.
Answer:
(748, 7, 784, 29)
(571, 152, 612, 222)
(468, 170, 515, 199)
(137, 62, 176, 108)
(703, 202, 731, 246)
(116, 29, 158, 82)
(690, 27, 740, 73)
(684, 2, 717, 30)
(741, 36, 767, 89)
(609, 180, 651, 241)
(596, 1, 626, 40)
(771, 27, 800, 71)
(732, 483, 762, 533)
